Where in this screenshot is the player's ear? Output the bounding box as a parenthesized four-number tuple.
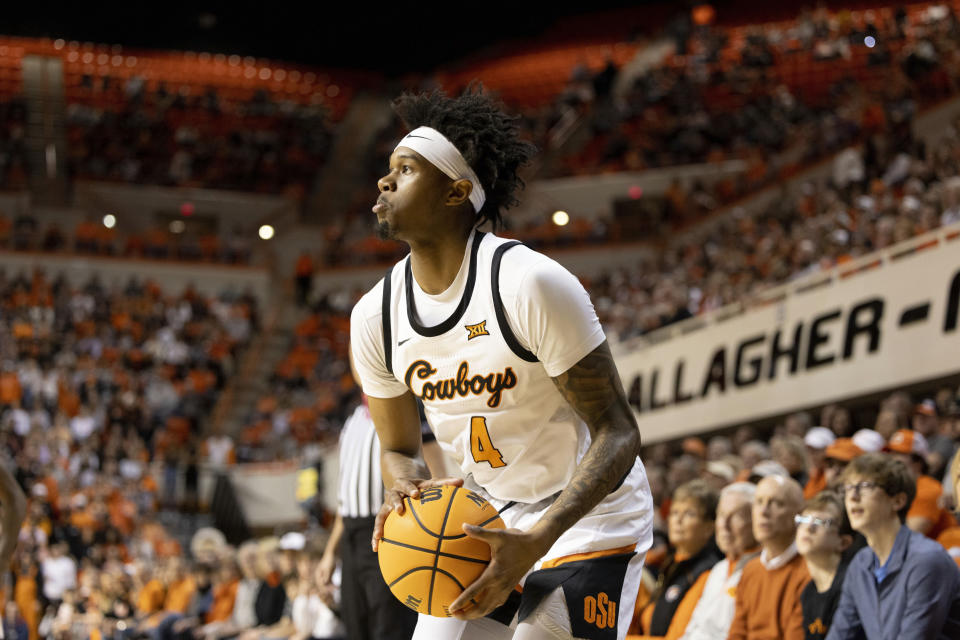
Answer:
(446, 179, 473, 207)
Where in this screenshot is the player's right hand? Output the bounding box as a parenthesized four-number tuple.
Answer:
(372, 477, 463, 551)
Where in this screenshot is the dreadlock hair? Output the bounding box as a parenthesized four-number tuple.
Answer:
(391, 85, 537, 230)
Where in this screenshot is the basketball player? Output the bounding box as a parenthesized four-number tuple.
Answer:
(350, 88, 653, 640)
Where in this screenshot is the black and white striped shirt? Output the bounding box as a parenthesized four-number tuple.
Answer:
(337, 404, 383, 518)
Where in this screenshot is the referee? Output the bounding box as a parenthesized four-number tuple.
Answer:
(318, 353, 451, 640)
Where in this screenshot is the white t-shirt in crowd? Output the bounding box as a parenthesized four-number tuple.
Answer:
(41, 555, 77, 601)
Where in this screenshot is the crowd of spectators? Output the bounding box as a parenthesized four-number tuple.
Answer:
(0, 214, 254, 266)
(66, 82, 334, 197)
(557, 3, 960, 178)
(2, 527, 345, 640)
(0, 269, 260, 638)
(626, 385, 960, 639)
(590, 108, 960, 342)
(233, 291, 357, 464)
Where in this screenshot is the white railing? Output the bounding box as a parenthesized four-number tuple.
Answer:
(618, 219, 960, 352)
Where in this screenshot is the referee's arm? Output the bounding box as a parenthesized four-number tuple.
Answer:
(318, 514, 344, 585)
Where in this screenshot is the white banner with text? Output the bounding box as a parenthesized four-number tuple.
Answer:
(618, 240, 960, 442)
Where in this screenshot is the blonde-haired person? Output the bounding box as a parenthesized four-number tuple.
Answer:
(628, 480, 722, 638)
(951, 447, 960, 512)
(676, 482, 760, 640)
(939, 450, 960, 569)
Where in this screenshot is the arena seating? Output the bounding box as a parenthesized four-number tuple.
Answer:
(0, 36, 366, 195)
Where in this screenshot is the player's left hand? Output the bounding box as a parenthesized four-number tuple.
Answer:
(448, 524, 551, 620)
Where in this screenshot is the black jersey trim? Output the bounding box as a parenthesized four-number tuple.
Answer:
(405, 231, 485, 337)
(491, 241, 539, 363)
(381, 265, 395, 376)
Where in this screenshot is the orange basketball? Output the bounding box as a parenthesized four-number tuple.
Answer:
(378, 484, 505, 617)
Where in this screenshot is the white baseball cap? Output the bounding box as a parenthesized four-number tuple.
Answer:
(804, 427, 836, 450)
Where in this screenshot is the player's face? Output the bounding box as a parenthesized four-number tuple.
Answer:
(374, 147, 452, 242)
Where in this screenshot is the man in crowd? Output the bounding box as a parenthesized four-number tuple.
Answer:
(797, 491, 853, 640)
(728, 476, 808, 640)
(803, 427, 836, 498)
(677, 482, 760, 640)
(826, 453, 960, 639)
(885, 429, 956, 538)
(823, 439, 863, 490)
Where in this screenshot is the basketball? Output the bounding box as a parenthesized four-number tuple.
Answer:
(377, 485, 505, 617)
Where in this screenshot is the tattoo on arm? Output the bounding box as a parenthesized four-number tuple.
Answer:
(551, 340, 630, 434)
(538, 340, 641, 540)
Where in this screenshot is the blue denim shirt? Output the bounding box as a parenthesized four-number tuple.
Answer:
(826, 525, 960, 640)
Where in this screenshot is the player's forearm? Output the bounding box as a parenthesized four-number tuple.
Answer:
(380, 448, 430, 489)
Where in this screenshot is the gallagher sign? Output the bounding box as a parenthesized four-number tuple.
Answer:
(617, 228, 960, 442)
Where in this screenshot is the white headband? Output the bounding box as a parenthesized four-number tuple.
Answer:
(395, 126, 486, 212)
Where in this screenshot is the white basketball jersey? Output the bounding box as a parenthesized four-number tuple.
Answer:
(380, 232, 591, 503)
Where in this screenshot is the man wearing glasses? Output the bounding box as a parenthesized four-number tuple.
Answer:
(825, 453, 960, 639)
(797, 491, 853, 640)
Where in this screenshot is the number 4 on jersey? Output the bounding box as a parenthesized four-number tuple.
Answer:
(470, 417, 506, 468)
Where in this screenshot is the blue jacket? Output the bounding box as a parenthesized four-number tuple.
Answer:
(826, 525, 960, 640)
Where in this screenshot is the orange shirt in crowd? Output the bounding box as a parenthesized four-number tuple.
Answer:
(909, 475, 957, 539)
(804, 468, 827, 500)
(163, 577, 197, 613)
(136, 579, 166, 615)
(188, 368, 216, 394)
(937, 527, 960, 570)
(15, 573, 40, 640)
(627, 570, 709, 640)
(108, 494, 137, 536)
(75, 219, 98, 243)
(0, 371, 22, 404)
(207, 579, 239, 623)
(155, 538, 182, 558)
(295, 254, 313, 278)
(727, 552, 808, 640)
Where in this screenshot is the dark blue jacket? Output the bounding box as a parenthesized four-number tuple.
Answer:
(826, 525, 960, 640)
